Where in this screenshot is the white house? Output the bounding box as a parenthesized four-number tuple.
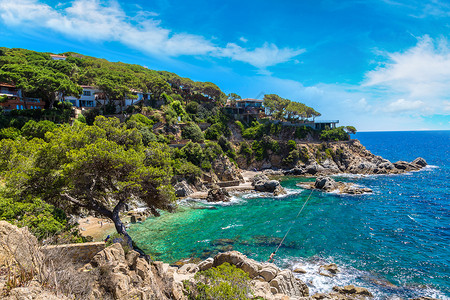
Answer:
(64, 85, 150, 111)
(64, 85, 98, 108)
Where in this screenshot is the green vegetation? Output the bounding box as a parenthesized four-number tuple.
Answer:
(320, 126, 350, 141)
(0, 116, 175, 248)
(0, 47, 356, 248)
(185, 263, 253, 300)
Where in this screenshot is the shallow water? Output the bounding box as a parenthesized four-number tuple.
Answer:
(129, 130, 450, 299)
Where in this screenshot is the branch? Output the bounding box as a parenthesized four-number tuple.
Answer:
(62, 193, 113, 219)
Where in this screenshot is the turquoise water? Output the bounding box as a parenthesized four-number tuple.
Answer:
(129, 130, 450, 299)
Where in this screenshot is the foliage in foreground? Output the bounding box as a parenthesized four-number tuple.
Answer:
(184, 263, 254, 300)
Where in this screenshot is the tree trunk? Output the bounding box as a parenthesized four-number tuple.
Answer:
(111, 200, 134, 250)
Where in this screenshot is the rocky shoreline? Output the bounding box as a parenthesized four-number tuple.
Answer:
(0, 221, 440, 299)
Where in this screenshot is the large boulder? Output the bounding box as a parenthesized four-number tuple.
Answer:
(0, 221, 43, 272)
(174, 180, 194, 197)
(212, 155, 244, 182)
(314, 176, 338, 191)
(412, 157, 427, 168)
(253, 175, 286, 195)
(206, 188, 230, 202)
(332, 285, 373, 297)
(211, 251, 309, 298)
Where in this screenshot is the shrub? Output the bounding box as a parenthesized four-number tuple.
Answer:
(320, 127, 350, 141)
(127, 113, 154, 129)
(235, 121, 245, 133)
(185, 262, 253, 300)
(77, 114, 86, 123)
(180, 142, 203, 166)
(0, 196, 69, 240)
(251, 141, 264, 161)
(204, 123, 223, 140)
(295, 126, 313, 139)
(175, 161, 202, 182)
(139, 127, 157, 146)
(82, 108, 101, 125)
(182, 122, 204, 143)
(283, 149, 300, 166)
(0, 127, 21, 140)
(105, 233, 131, 254)
(242, 121, 264, 140)
(186, 101, 199, 114)
(287, 140, 297, 152)
(203, 141, 223, 162)
(21, 120, 56, 140)
(218, 135, 236, 159)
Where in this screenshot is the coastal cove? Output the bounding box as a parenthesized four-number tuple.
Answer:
(129, 130, 450, 299)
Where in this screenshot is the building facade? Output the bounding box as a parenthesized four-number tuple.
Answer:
(0, 83, 45, 110)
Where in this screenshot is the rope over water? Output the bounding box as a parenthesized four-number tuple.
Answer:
(269, 189, 314, 261)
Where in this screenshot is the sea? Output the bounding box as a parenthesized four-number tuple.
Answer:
(129, 130, 450, 299)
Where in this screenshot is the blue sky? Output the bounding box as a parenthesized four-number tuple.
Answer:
(1, 0, 450, 131)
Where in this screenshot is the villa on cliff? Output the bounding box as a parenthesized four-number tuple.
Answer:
(0, 83, 45, 111)
(225, 98, 265, 122)
(225, 97, 339, 129)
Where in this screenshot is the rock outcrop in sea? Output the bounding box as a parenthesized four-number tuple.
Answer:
(299, 176, 373, 195)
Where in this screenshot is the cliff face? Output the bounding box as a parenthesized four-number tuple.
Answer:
(238, 140, 427, 175)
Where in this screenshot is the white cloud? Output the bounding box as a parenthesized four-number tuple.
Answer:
(383, 99, 424, 113)
(0, 0, 303, 69)
(218, 42, 305, 70)
(239, 36, 248, 43)
(364, 35, 450, 115)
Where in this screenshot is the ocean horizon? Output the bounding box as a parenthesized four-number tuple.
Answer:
(129, 130, 450, 299)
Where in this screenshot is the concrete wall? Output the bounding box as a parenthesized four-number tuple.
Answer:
(42, 242, 105, 264)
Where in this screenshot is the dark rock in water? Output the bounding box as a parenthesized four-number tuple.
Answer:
(319, 263, 339, 277)
(211, 238, 235, 246)
(253, 174, 286, 195)
(412, 157, 427, 168)
(394, 161, 411, 170)
(253, 235, 283, 246)
(206, 188, 230, 202)
(216, 244, 234, 252)
(293, 267, 307, 274)
(314, 176, 337, 191)
(284, 167, 306, 175)
(191, 206, 217, 210)
(332, 285, 373, 297)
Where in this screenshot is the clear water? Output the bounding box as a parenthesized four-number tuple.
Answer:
(129, 130, 450, 299)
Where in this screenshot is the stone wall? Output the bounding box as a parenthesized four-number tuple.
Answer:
(42, 242, 105, 264)
(216, 180, 241, 187)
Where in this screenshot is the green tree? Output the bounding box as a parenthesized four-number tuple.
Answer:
(345, 126, 357, 134)
(0, 119, 175, 249)
(182, 122, 204, 143)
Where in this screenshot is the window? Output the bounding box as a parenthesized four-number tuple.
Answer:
(20, 105, 24, 110)
(83, 90, 91, 96)
(16, 105, 19, 110)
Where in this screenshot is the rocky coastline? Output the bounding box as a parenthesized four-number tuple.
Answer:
(0, 221, 440, 299)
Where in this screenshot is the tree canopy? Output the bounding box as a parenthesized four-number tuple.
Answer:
(263, 94, 320, 122)
(0, 116, 175, 248)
